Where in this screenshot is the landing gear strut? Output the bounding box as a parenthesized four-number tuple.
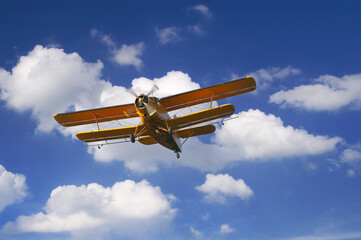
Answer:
(168, 126, 173, 137)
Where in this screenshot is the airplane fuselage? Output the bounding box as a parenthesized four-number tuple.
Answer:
(134, 95, 182, 153)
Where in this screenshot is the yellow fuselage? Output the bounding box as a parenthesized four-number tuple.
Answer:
(135, 95, 182, 153)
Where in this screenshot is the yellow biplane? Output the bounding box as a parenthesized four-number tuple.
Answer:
(54, 77, 256, 158)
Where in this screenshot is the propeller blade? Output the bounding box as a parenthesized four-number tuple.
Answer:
(127, 87, 138, 97)
(147, 84, 159, 96)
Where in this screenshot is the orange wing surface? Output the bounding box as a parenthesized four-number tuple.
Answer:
(177, 124, 216, 138)
(54, 103, 137, 127)
(159, 77, 255, 112)
(167, 104, 235, 130)
(138, 136, 157, 145)
(138, 124, 216, 145)
(76, 125, 146, 143)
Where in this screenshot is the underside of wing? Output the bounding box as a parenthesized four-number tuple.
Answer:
(177, 124, 216, 138)
(159, 77, 255, 112)
(138, 124, 216, 145)
(138, 136, 157, 145)
(54, 103, 137, 127)
(167, 104, 235, 129)
(76, 125, 146, 143)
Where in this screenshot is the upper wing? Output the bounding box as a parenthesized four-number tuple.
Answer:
(54, 103, 137, 127)
(159, 77, 255, 112)
(54, 77, 255, 127)
(76, 125, 147, 143)
(167, 104, 235, 129)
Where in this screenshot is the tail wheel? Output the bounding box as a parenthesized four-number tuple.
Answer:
(176, 152, 180, 159)
(130, 134, 135, 143)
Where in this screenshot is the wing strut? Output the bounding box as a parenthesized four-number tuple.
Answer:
(209, 89, 214, 108)
(92, 112, 100, 130)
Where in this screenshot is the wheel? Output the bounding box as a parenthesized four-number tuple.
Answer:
(176, 152, 180, 159)
(130, 134, 135, 143)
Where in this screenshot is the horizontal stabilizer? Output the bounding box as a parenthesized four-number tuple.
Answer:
(54, 103, 137, 127)
(177, 124, 216, 138)
(76, 125, 146, 143)
(168, 104, 235, 129)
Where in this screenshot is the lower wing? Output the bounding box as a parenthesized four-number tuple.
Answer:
(76, 125, 146, 143)
(138, 124, 216, 145)
(167, 104, 235, 129)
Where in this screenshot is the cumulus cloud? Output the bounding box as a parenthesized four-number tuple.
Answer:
(340, 147, 361, 164)
(0, 165, 28, 212)
(92, 108, 341, 172)
(156, 26, 181, 44)
(2, 180, 176, 238)
(190, 4, 213, 20)
(339, 145, 361, 177)
(220, 224, 234, 234)
(91, 29, 145, 68)
(212, 109, 341, 160)
(0, 45, 108, 132)
(196, 174, 253, 203)
(112, 42, 145, 68)
(0, 45, 150, 134)
(269, 73, 361, 111)
(240, 66, 301, 91)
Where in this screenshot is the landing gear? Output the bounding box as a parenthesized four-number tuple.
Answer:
(174, 149, 180, 159)
(130, 134, 135, 143)
(168, 126, 173, 137)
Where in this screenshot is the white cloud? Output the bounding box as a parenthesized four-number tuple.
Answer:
(2, 180, 176, 238)
(0, 165, 28, 212)
(190, 227, 203, 239)
(347, 169, 356, 177)
(91, 29, 145, 68)
(156, 27, 181, 44)
(220, 224, 234, 234)
(90, 29, 116, 48)
(190, 4, 213, 20)
(212, 109, 341, 161)
(340, 147, 361, 164)
(0, 45, 107, 132)
(270, 73, 361, 111)
(196, 174, 253, 203)
(113, 42, 145, 68)
(338, 145, 361, 177)
(241, 66, 301, 91)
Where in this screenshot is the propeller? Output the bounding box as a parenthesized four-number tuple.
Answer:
(146, 84, 159, 96)
(127, 87, 138, 98)
(127, 84, 159, 98)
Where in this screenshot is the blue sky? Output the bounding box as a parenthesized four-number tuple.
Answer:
(1, 1, 361, 240)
